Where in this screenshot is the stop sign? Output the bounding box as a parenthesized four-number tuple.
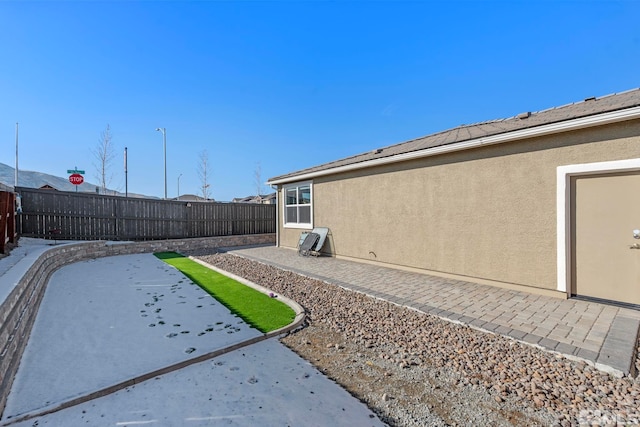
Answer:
(69, 173, 84, 185)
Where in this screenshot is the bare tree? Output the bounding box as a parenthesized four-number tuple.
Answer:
(93, 124, 115, 194)
(198, 149, 211, 200)
(254, 162, 264, 197)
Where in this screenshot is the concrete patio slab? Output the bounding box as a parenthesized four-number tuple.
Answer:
(0, 246, 384, 426)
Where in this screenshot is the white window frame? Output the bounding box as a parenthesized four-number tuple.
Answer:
(283, 181, 313, 229)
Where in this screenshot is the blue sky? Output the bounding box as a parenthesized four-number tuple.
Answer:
(1, 0, 639, 201)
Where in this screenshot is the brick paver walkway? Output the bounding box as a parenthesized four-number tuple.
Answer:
(224, 245, 640, 376)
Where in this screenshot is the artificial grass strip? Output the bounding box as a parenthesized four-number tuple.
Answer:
(154, 252, 295, 333)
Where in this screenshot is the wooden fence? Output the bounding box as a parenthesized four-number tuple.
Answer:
(16, 188, 276, 241)
(0, 191, 17, 252)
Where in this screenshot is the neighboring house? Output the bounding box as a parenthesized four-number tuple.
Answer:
(232, 193, 276, 204)
(38, 184, 57, 190)
(260, 193, 276, 204)
(232, 196, 254, 203)
(173, 194, 215, 202)
(268, 89, 640, 306)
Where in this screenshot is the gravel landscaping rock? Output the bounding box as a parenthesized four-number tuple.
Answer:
(189, 250, 640, 427)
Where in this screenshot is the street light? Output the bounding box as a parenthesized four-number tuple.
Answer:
(155, 127, 167, 199)
(177, 173, 182, 200)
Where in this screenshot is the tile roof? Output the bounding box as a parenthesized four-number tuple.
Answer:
(269, 88, 640, 183)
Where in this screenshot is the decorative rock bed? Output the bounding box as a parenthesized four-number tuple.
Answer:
(193, 251, 640, 427)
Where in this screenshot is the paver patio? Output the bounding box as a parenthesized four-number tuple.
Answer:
(223, 245, 640, 376)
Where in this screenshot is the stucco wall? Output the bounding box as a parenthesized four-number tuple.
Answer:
(278, 120, 640, 292)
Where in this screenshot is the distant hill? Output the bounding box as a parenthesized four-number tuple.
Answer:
(0, 162, 152, 198)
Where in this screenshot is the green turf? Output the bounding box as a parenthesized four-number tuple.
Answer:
(154, 252, 295, 333)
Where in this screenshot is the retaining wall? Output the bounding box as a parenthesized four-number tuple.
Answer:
(0, 234, 275, 416)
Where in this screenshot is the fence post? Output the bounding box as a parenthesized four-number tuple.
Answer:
(115, 196, 120, 240)
(8, 192, 16, 244)
(0, 192, 7, 253)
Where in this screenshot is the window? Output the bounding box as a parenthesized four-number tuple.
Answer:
(284, 182, 312, 228)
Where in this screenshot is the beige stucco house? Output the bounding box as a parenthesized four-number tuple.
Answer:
(268, 89, 640, 306)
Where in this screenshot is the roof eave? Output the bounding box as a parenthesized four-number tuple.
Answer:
(268, 106, 640, 186)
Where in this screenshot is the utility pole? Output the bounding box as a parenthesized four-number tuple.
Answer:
(155, 127, 167, 199)
(15, 122, 19, 187)
(124, 147, 128, 198)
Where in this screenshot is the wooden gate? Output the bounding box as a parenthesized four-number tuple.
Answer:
(0, 191, 17, 252)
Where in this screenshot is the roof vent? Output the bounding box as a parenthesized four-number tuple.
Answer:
(373, 148, 383, 154)
(517, 112, 531, 120)
(584, 96, 596, 102)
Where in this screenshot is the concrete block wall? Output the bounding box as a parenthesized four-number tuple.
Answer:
(0, 234, 275, 416)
